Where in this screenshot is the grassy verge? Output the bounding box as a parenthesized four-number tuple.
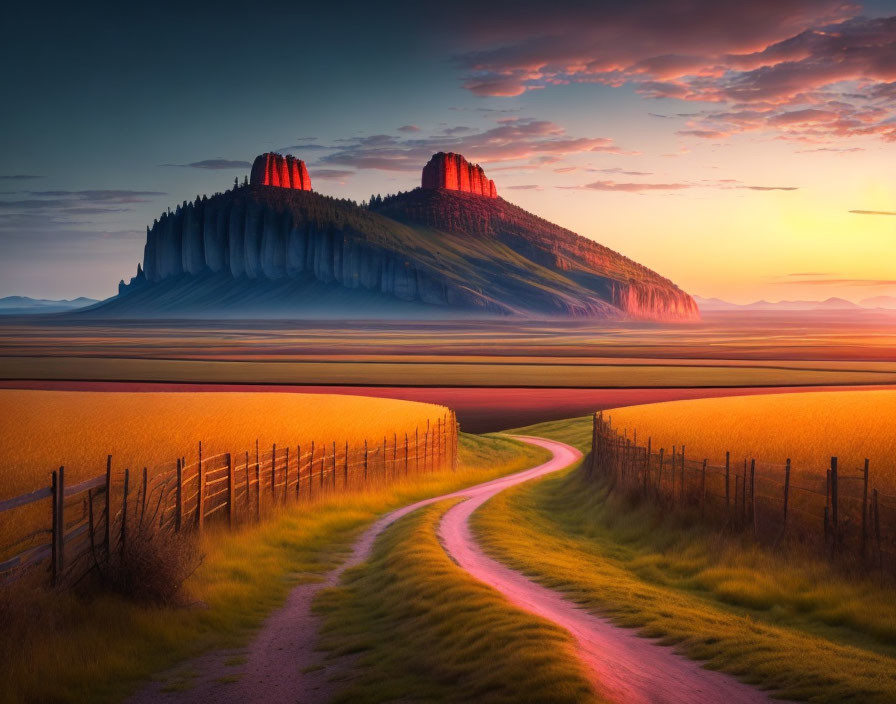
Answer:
(474, 417, 896, 703)
(313, 500, 600, 703)
(0, 432, 543, 704)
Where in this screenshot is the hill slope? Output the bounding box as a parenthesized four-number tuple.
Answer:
(93, 167, 698, 320)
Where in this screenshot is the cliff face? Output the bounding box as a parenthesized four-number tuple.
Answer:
(373, 187, 700, 322)
(422, 152, 497, 198)
(249, 153, 312, 190)
(112, 151, 698, 321)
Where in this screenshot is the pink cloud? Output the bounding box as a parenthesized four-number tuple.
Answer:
(454, 4, 896, 144)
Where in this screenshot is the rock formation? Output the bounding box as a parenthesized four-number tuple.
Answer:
(422, 152, 497, 198)
(250, 153, 311, 190)
(109, 152, 698, 321)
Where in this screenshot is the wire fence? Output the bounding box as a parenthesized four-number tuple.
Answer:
(0, 411, 458, 587)
(587, 412, 895, 572)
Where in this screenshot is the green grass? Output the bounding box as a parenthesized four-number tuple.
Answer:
(0, 432, 542, 704)
(475, 417, 896, 703)
(313, 500, 600, 703)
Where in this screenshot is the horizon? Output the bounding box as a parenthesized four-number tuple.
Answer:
(2, 0, 895, 304)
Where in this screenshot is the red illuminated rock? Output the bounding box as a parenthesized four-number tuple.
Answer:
(422, 152, 497, 198)
(250, 153, 312, 191)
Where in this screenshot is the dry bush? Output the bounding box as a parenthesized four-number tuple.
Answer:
(99, 526, 200, 605)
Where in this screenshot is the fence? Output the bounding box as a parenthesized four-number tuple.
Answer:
(0, 411, 458, 587)
(588, 412, 896, 571)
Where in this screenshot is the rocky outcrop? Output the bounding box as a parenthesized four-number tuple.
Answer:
(249, 153, 311, 190)
(116, 152, 698, 321)
(422, 152, 497, 198)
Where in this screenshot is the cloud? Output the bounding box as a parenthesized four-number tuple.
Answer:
(740, 185, 799, 191)
(775, 278, 896, 286)
(162, 159, 251, 170)
(452, 4, 896, 143)
(397, 125, 421, 133)
(318, 117, 628, 171)
(311, 169, 355, 179)
(849, 209, 896, 216)
(28, 190, 165, 203)
(782, 272, 836, 277)
(594, 167, 654, 176)
(559, 177, 800, 193)
(0, 174, 43, 180)
(277, 143, 333, 152)
(562, 180, 692, 193)
(797, 146, 865, 153)
(506, 184, 542, 190)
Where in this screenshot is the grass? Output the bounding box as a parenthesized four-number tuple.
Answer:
(473, 416, 896, 703)
(604, 390, 896, 488)
(0, 390, 449, 499)
(0, 432, 542, 704)
(312, 499, 599, 703)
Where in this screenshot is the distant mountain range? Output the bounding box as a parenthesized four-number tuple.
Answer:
(694, 295, 896, 312)
(0, 296, 99, 315)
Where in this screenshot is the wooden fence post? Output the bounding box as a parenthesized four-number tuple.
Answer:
(332, 442, 337, 490)
(424, 421, 430, 473)
(104, 455, 112, 559)
(51, 467, 63, 586)
(658, 448, 664, 496)
(415, 427, 420, 474)
(783, 459, 790, 536)
(404, 433, 409, 477)
(343, 441, 349, 489)
(284, 447, 290, 506)
(255, 449, 261, 520)
(862, 458, 870, 560)
(175, 458, 183, 533)
(121, 468, 129, 561)
(197, 448, 205, 536)
(271, 444, 277, 501)
(227, 453, 234, 529)
(364, 439, 369, 483)
(393, 432, 398, 479)
(308, 441, 314, 502)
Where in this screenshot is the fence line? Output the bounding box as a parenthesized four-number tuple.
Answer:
(588, 412, 895, 572)
(0, 410, 458, 587)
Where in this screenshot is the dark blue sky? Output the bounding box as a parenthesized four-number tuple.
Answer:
(2, 1, 894, 302)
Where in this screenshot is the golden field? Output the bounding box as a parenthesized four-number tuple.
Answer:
(606, 390, 896, 488)
(0, 390, 449, 500)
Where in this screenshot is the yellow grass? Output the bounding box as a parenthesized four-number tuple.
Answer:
(0, 433, 547, 704)
(606, 390, 896, 488)
(0, 390, 448, 500)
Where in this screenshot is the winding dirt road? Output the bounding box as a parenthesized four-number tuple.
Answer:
(439, 436, 773, 704)
(131, 436, 772, 704)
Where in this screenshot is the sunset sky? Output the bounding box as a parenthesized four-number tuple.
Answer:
(1, 0, 894, 303)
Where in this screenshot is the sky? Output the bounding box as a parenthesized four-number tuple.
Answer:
(1, 0, 894, 304)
